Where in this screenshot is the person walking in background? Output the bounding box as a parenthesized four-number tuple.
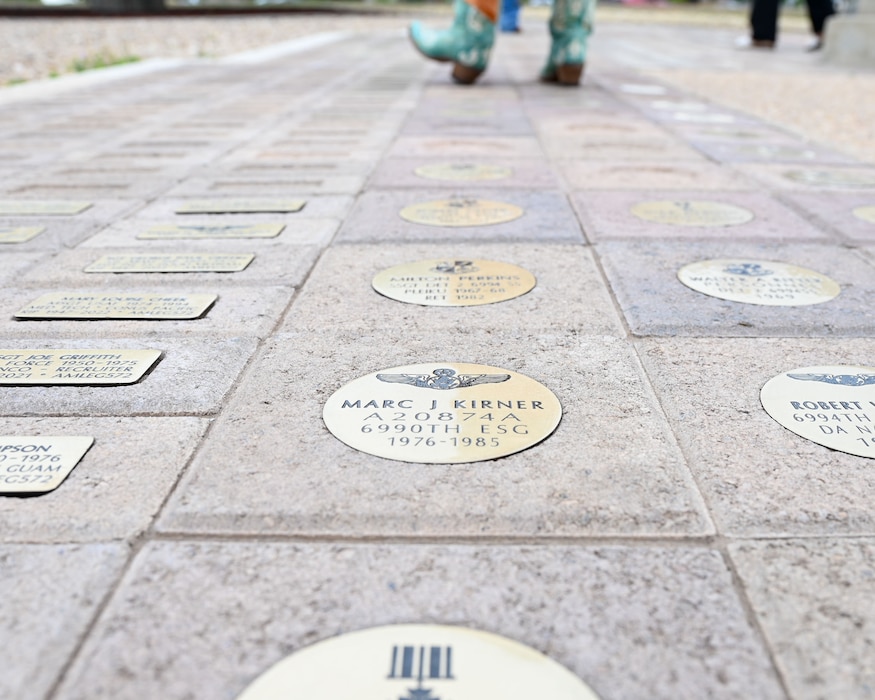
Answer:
(500, 0, 522, 33)
(409, 0, 595, 85)
(739, 0, 835, 50)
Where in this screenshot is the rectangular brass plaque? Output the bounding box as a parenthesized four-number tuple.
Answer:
(0, 349, 162, 385)
(84, 253, 254, 273)
(0, 436, 94, 494)
(175, 199, 306, 214)
(15, 293, 217, 320)
(0, 201, 92, 216)
(0, 226, 45, 243)
(137, 223, 284, 239)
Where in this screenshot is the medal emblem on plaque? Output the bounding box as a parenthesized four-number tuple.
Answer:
(784, 169, 875, 188)
(414, 163, 513, 182)
(399, 198, 524, 227)
(677, 259, 840, 306)
(372, 258, 536, 307)
(630, 200, 753, 227)
(236, 624, 601, 699)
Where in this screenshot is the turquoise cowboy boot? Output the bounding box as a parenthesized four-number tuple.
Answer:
(409, 0, 495, 85)
(540, 0, 595, 86)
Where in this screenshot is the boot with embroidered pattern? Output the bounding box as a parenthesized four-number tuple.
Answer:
(409, 0, 495, 85)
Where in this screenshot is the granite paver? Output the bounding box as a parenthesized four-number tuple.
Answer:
(0, 336, 257, 416)
(158, 329, 711, 538)
(1, 11, 873, 700)
(574, 189, 830, 241)
(0, 286, 295, 338)
(53, 542, 781, 700)
(730, 538, 875, 699)
(20, 245, 320, 288)
(638, 337, 875, 537)
(282, 243, 622, 334)
(598, 241, 875, 336)
(779, 191, 875, 243)
(0, 543, 128, 700)
(0, 417, 208, 543)
(337, 189, 584, 243)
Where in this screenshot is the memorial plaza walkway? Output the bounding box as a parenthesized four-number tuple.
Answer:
(1, 7, 873, 699)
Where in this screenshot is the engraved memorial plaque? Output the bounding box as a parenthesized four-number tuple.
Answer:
(852, 205, 875, 224)
(175, 199, 305, 214)
(414, 163, 513, 182)
(15, 293, 217, 320)
(0, 201, 92, 216)
(372, 258, 536, 306)
(631, 200, 754, 227)
(735, 145, 817, 160)
(440, 108, 497, 118)
(400, 198, 524, 227)
(84, 253, 254, 273)
(619, 83, 667, 95)
(323, 362, 561, 463)
(761, 366, 875, 459)
(677, 260, 840, 306)
(0, 349, 161, 385)
(0, 226, 45, 243)
(237, 624, 600, 700)
(784, 169, 875, 188)
(138, 223, 285, 239)
(650, 100, 708, 112)
(0, 436, 93, 494)
(695, 128, 766, 139)
(670, 112, 736, 124)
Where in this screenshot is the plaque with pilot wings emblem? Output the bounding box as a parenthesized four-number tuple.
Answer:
(377, 368, 510, 390)
(323, 362, 562, 464)
(787, 373, 875, 386)
(761, 364, 875, 459)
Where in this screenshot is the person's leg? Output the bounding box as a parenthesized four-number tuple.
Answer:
(409, 0, 498, 84)
(540, 0, 595, 86)
(750, 0, 780, 43)
(806, 0, 835, 37)
(500, 0, 521, 33)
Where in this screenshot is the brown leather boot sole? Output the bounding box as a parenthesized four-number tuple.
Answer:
(451, 63, 485, 85)
(540, 62, 585, 87)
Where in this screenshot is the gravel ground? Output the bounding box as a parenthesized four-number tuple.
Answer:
(0, 13, 413, 83)
(654, 68, 875, 165)
(1, 5, 871, 162)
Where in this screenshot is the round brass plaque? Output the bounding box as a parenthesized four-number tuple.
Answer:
(400, 198, 524, 227)
(619, 83, 667, 95)
(761, 366, 875, 459)
(677, 259, 840, 306)
(650, 100, 708, 112)
(237, 624, 600, 700)
(670, 112, 735, 123)
(695, 128, 764, 139)
(631, 200, 754, 227)
(784, 169, 875, 187)
(735, 145, 817, 160)
(414, 163, 513, 182)
(323, 362, 561, 464)
(372, 258, 536, 307)
(852, 205, 875, 224)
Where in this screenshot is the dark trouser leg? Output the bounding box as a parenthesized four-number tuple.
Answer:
(750, 0, 780, 41)
(806, 0, 835, 34)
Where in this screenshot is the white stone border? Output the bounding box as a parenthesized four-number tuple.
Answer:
(0, 31, 348, 105)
